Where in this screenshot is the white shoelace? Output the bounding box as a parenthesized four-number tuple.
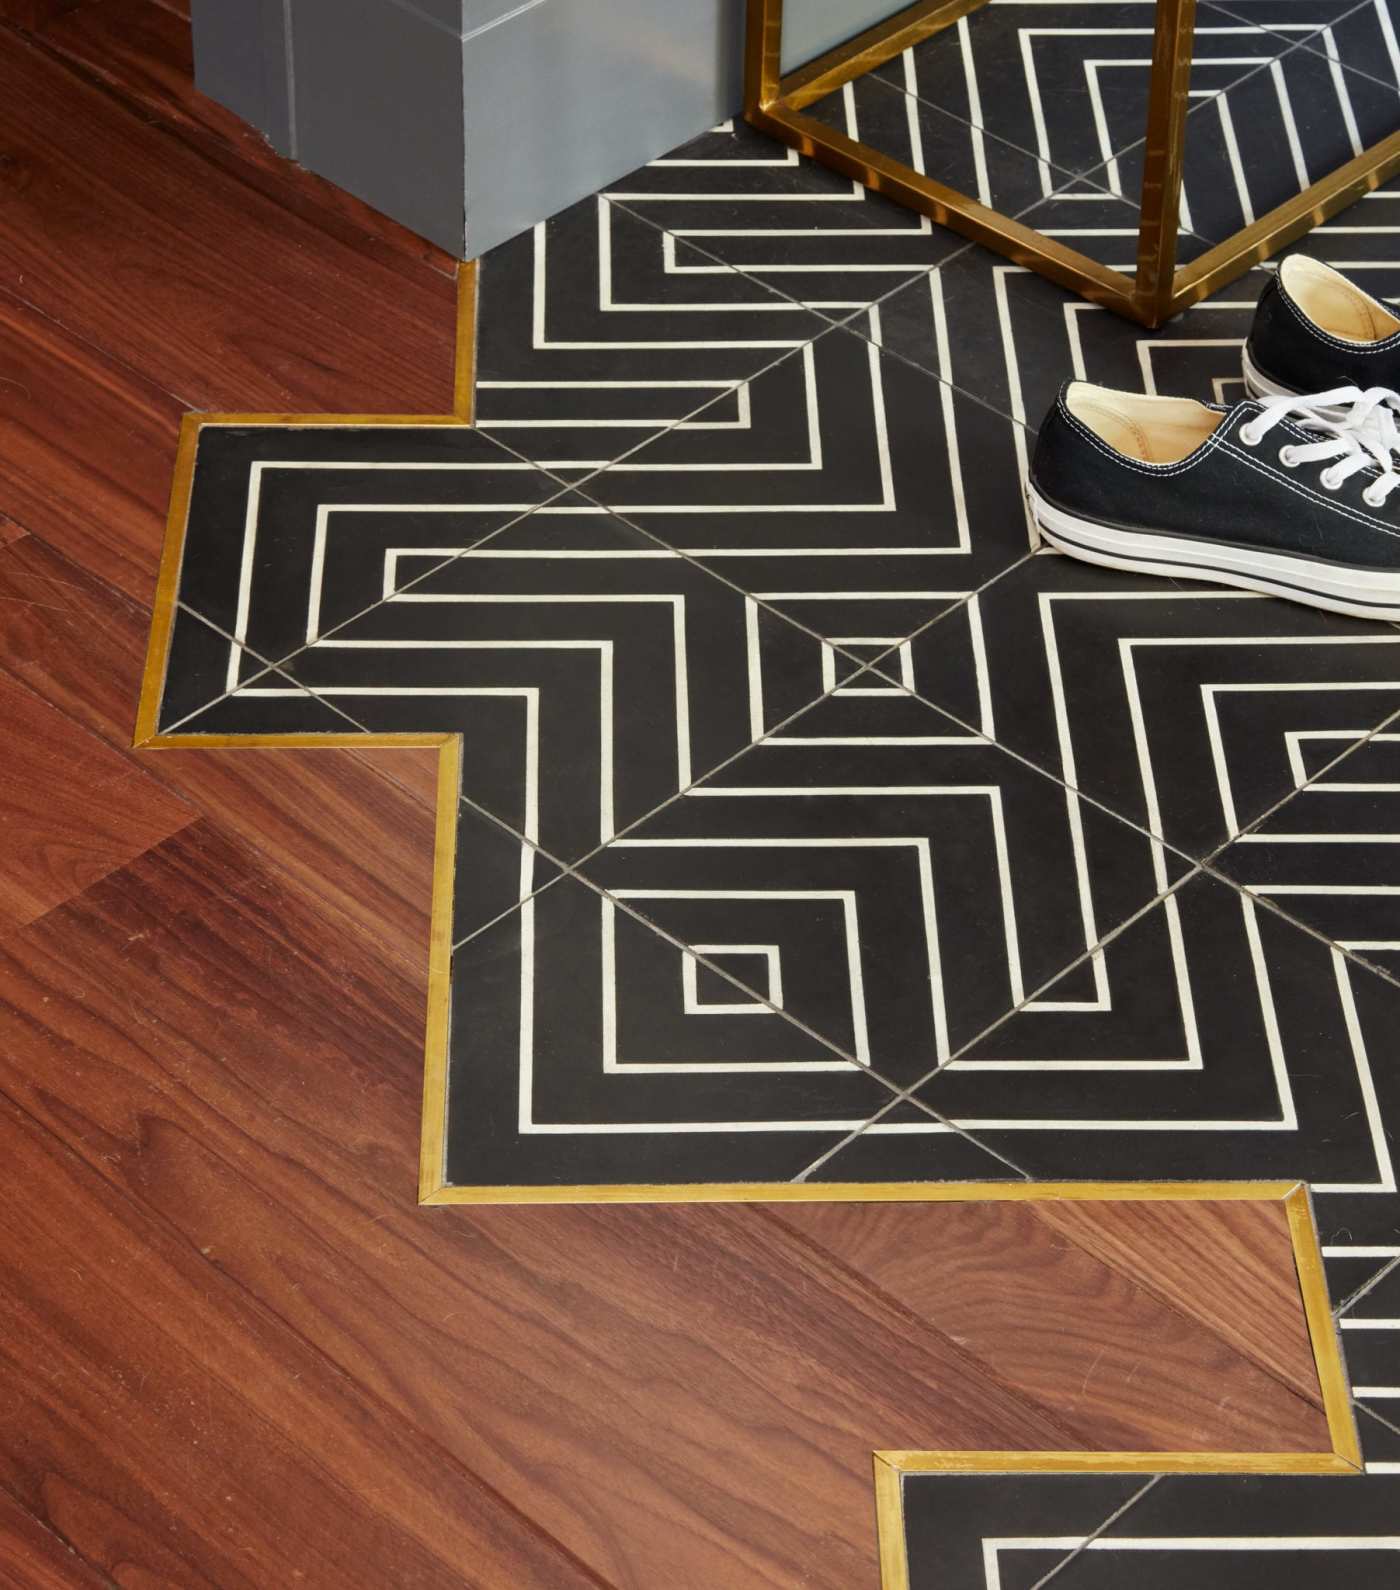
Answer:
(1238, 385, 1400, 508)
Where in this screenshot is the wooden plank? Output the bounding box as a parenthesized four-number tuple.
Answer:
(1033, 1198, 1329, 1405)
(0, 670, 194, 930)
(0, 291, 183, 605)
(0, 821, 1092, 1590)
(0, 1, 79, 29)
(0, 817, 1342, 1586)
(0, 533, 438, 983)
(35, 1, 457, 277)
(0, 1078, 607, 1589)
(768, 1199, 1331, 1455)
(0, 1487, 108, 1589)
(0, 34, 455, 414)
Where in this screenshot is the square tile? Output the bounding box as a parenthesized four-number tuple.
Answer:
(157, 422, 567, 704)
(881, 550, 1400, 860)
(804, 66, 1087, 223)
(894, 1471, 1153, 1590)
(1078, 45, 1400, 251)
(441, 867, 1017, 1192)
(253, 507, 841, 866)
(604, 116, 966, 310)
(575, 682, 1177, 1088)
(576, 321, 1039, 619)
(897, 869, 1400, 1196)
(1212, 724, 1400, 981)
(473, 194, 830, 474)
(873, 0, 1305, 179)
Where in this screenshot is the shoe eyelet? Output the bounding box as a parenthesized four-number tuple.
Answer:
(1363, 486, 1386, 508)
(1278, 445, 1299, 468)
(1239, 424, 1262, 446)
(1319, 467, 1344, 491)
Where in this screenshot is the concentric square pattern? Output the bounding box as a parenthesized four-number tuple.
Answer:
(145, 2, 1400, 1572)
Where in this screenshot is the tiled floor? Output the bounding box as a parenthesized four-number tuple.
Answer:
(142, 0, 1400, 1579)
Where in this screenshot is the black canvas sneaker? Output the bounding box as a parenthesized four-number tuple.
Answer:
(1245, 256, 1400, 398)
(1026, 381, 1400, 620)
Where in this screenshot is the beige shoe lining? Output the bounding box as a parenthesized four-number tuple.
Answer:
(1281, 255, 1400, 344)
(1064, 383, 1223, 464)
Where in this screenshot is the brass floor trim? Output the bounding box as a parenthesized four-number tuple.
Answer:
(132, 254, 1368, 1589)
(134, 263, 475, 1207)
(872, 1183, 1363, 1588)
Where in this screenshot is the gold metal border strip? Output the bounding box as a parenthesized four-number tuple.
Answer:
(134, 263, 476, 1206)
(870, 1180, 1363, 1589)
(744, 0, 1400, 326)
(133, 258, 1365, 1590)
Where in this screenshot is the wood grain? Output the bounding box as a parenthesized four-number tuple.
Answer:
(0, 0, 78, 29)
(0, 290, 183, 605)
(0, 8, 1349, 1588)
(0, 532, 438, 983)
(0, 822, 1019, 1590)
(0, 819, 1337, 1587)
(0, 33, 455, 414)
(0, 670, 193, 930)
(1032, 1197, 1327, 1403)
(769, 1198, 1331, 1454)
(0, 1487, 108, 1589)
(0, 1081, 607, 1590)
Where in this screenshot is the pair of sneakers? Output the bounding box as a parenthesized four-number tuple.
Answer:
(1027, 258, 1400, 621)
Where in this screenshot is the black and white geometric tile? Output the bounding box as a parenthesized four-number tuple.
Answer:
(151, 4, 1400, 1216)
(894, 1467, 1400, 1588)
(148, 8, 1400, 1577)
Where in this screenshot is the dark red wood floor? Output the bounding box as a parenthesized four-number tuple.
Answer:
(0, 6, 1336, 1585)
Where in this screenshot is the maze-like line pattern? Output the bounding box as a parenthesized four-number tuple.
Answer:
(150, 19, 1400, 1542)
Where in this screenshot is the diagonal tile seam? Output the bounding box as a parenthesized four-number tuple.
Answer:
(168, 292, 1050, 736)
(156, 264, 865, 724)
(600, 184, 989, 333)
(209, 602, 1069, 1177)
(791, 859, 1212, 1184)
(154, 329, 1043, 765)
(604, 155, 1216, 447)
(1195, 697, 1400, 996)
(600, 105, 1142, 337)
(1026, 1475, 1165, 1590)
(158, 595, 1028, 1155)
(1208, 0, 1400, 94)
(1358, 1397, 1400, 1445)
(840, 584, 1400, 996)
(1337, 1251, 1400, 1316)
(1068, 25, 1400, 251)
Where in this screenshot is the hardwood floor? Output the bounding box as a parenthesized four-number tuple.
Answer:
(0, 7, 1344, 1586)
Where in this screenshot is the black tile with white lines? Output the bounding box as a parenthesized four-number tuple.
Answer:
(148, 17, 1400, 1580)
(894, 1468, 1400, 1590)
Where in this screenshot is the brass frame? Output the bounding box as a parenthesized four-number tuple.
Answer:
(745, 0, 1400, 327)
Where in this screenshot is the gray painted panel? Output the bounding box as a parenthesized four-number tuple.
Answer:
(461, 0, 744, 257)
(398, 0, 466, 30)
(192, 0, 877, 260)
(288, 0, 466, 252)
(463, 0, 533, 30)
(781, 0, 901, 72)
(190, 0, 294, 154)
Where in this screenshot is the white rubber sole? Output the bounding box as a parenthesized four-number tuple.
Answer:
(1027, 484, 1400, 621)
(1241, 346, 1300, 400)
